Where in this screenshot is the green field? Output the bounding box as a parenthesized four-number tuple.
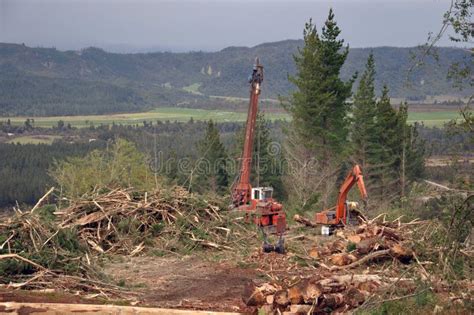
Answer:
(6, 135, 62, 144)
(406, 111, 463, 126)
(0, 107, 463, 128)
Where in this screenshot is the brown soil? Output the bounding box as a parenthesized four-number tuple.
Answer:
(104, 255, 258, 312)
(0, 255, 259, 312)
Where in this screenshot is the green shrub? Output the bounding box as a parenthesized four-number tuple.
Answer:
(50, 139, 158, 198)
(347, 242, 357, 252)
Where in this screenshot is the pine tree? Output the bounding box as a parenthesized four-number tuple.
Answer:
(195, 120, 229, 193)
(351, 53, 380, 182)
(286, 10, 355, 160)
(374, 86, 403, 199)
(373, 90, 425, 199)
(283, 9, 355, 208)
(397, 104, 425, 196)
(253, 112, 284, 198)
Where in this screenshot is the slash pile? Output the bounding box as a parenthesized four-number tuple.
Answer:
(243, 215, 425, 313)
(58, 187, 249, 255)
(0, 186, 250, 297)
(0, 207, 124, 297)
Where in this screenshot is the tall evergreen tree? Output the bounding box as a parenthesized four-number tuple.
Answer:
(283, 9, 356, 209)
(286, 9, 355, 160)
(373, 89, 425, 199)
(351, 53, 380, 181)
(253, 112, 284, 198)
(195, 120, 229, 193)
(397, 104, 425, 196)
(373, 86, 403, 199)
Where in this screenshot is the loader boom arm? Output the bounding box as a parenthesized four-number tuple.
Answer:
(336, 164, 368, 224)
(232, 58, 263, 207)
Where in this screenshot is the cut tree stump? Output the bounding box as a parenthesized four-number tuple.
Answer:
(287, 283, 304, 305)
(242, 282, 265, 306)
(303, 281, 323, 303)
(330, 253, 358, 266)
(347, 235, 362, 244)
(345, 287, 367, 307)
(320, 293, 345, 308)
(390, 243, 413, 263)
(266, 295, 274, 304)
(274, 289, 290, 306)
(309, 248, 321, 259)
(288, 279, 323, 304)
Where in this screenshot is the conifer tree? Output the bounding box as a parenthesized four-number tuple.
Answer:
(397, 104, 425, 196)
(286, 9, 354, 160)
(253, 112, 284, 198)
(374, 86, 403, 198)
(195, 120, 229, 193)
(351, 53, 380, 182)
(374, 89, 425, 198)
(283, 9, 355, 209)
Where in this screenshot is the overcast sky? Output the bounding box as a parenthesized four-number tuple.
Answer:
(0, 0, 461, 53)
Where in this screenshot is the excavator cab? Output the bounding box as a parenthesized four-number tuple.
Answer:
(315, 164, 368, 234)
(251, 187, 273, 201)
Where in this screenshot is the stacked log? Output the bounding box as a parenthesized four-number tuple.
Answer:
(245, 274, 385, 314)
(246, 216, 418, 313)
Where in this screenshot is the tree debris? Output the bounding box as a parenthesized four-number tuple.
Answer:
(244, 216, 426, 313)
(0, 186, 249, 299)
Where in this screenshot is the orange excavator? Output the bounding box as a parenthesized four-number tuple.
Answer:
(315, 164, 368, 233)
(232, 58, 287, 253)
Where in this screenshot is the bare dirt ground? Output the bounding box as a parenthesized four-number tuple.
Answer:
(0, 255, 259, 313)
(104, 255, 258, 312)
(0, 227, 356, 313)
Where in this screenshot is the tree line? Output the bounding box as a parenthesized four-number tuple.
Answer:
(0, 116, 469, 209)
(282, 10, 425, 211)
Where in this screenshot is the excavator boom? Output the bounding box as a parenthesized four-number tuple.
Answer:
(335, 164, 367, 224)
(316, 164, 368, 226)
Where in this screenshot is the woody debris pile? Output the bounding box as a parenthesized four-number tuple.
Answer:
(242, 214, 433, 314)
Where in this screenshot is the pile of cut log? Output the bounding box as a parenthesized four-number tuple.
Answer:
(243, 215, 422, 313)
(244, 273, 399, 314)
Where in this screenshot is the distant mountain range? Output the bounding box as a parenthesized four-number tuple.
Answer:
(0, 41, 470, 116)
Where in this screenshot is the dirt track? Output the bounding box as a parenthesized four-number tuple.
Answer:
(0, 256, 257, 312)
(104, 256, 256, 312)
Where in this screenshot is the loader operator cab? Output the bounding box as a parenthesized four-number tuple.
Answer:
(251, 187, 273, 201)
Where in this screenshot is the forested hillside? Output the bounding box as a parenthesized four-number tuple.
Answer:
(0, 42, 469, 116)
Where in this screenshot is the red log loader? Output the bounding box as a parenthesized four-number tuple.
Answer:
(231, 58, 286, 253)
